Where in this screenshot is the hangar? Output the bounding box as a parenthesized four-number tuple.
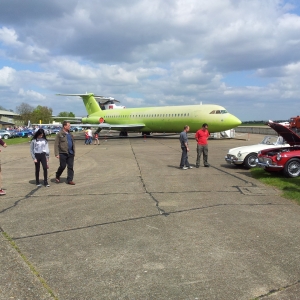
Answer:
(0, 110, 21, 129)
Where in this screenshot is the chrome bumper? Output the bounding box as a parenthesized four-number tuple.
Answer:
(256, 162, 283, 169)
(225, 156, 243, 165)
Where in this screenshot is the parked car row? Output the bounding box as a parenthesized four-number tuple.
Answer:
(0, 129, 17, 139)
(225, 135, 290, 169)
(225, 121, 300, 178)
(256, 122, 300, 178)
(0, 126, 83, 139)
(15, 129, 34, 137)
(70, 126, 83, 132)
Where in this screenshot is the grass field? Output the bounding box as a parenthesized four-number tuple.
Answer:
(3, 135, 57, 145)
(3, 137, 32, 145)
(241, 123, 267, 126)
(251, 168, 300, 205)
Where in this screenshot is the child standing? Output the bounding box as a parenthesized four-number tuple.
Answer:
(94, 131, 100, 145)
(84, 130, 89, 145)
(30, 129, 50, 187)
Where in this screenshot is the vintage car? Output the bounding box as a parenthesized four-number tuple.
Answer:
(14, 129, 34, 138)
(225, 135, 289, 169)
(257, 121, 300, 177)
(0, 129, 16, 139)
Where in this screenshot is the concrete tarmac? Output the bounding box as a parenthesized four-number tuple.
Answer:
(0, 133, 299, 300)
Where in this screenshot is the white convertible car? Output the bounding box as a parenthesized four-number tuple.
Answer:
(225, 135, 290, 169)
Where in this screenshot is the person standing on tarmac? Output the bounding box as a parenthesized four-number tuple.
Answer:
(179, 125, 193, 170)
(94, 131, 100, 145)
(30, 129, 50, 187)
(54, 121, 76, 185)
(195, 123, 210, 168)
(87, 128, 93, 144)
(0, 138, 7, 195)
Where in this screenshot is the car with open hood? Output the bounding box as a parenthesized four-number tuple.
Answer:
(225, 135, 289, 169)
(257, 121, 300, 177)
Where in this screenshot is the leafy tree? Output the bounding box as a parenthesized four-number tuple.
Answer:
(16, 103, 34, 123)
(57, 111, 75, 117)
(31, 105, 53, 123)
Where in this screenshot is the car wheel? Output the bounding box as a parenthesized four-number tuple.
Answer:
(283, 158, 300, 178)
(243, 153, 257, 169)
(3, 134, 9, 139)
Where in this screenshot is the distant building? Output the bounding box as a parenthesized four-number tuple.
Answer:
(0, 110, 22, 129)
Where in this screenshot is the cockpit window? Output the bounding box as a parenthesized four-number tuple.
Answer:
(210, 110, 228, 114)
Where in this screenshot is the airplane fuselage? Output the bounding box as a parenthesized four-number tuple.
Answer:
(82, 104, 241, 133)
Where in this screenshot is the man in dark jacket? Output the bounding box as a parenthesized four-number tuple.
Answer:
(54, 121, 76, 185)
(179, 125, 192, 170)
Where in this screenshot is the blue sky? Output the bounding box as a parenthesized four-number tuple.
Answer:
(0, 0, 300, 121)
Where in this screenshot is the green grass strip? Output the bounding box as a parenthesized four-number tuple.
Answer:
(250, 168, 300, 205)
(1, 231, 59, 299)
(3, 137, 31, 145)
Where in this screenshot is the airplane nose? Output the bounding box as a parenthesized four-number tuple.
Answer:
(230, 114, 242, 127)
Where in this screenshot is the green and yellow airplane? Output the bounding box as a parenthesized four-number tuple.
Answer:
(57, 93, 241, 135)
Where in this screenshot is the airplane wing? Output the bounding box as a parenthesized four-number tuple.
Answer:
(73, 123, 145, 130)
(31, 123, 62, 126)
(52, 116, 83, 122)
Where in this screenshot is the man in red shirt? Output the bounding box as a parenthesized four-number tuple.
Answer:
(195, 123, 210, 168)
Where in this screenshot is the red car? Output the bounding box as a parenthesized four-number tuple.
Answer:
(257, 121, 300, 177)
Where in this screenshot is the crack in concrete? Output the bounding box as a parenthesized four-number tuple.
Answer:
(129, 140, 169, 216)
(0, 187, 43, 214)
(254, 279, 300, 299)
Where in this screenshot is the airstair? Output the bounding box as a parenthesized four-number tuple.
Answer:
(210, 129, 235, 139)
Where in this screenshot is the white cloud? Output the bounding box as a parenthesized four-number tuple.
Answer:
(0, 0, 299, 121)
(0, 66, 16, 87)
(0, 27, 22, 47)
(18, 88, 46, 100)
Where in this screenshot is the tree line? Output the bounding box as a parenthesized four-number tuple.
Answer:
(0, 103, 75, 124)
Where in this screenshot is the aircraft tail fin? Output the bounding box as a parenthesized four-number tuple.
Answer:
(57, 93, 102, 115)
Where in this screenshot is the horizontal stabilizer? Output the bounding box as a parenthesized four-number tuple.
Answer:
(56, 93, 105, 98)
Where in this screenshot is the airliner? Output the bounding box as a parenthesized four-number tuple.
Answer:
(57, 93, 241, 135)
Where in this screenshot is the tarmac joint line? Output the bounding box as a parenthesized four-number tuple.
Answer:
(0, 230, 59, 300)
(10, 202, 288, 241)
